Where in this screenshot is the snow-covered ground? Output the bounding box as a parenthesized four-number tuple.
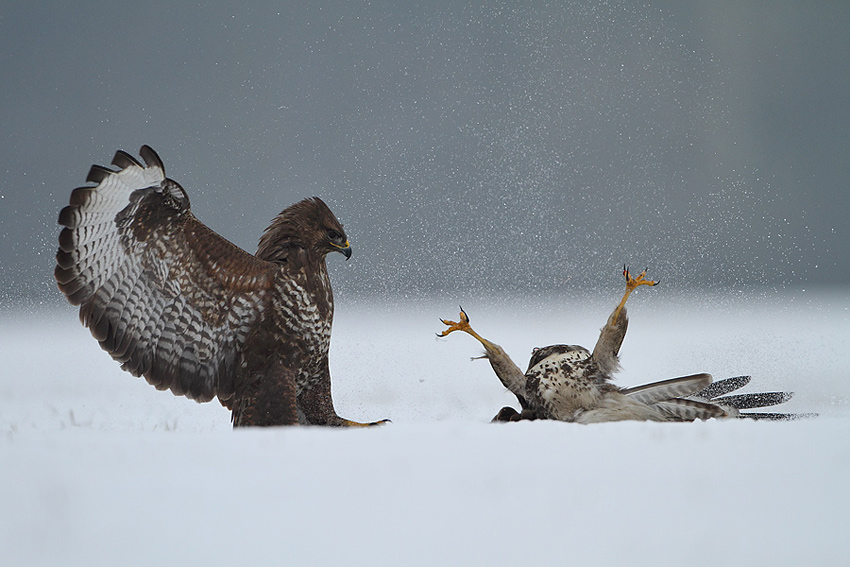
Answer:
(2, 289, 849, 565)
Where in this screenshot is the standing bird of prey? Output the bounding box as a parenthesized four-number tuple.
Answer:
(439, 268, 798, 423)
(55, 146, 386, 427)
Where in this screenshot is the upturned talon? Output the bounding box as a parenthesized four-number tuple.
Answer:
(437, 307, 499, 352)
(623, 265, 659, 290)
(611, 265, 659, 324)
(438, 307, 471, 337)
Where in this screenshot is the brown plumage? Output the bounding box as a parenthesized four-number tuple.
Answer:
(55, 146, 385, 427)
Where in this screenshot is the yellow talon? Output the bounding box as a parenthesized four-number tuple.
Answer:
(623, 265, 659, 290)
(439, 308, 472, 336)
(612, 266, 659, 324)
(438, 308, 499, 351)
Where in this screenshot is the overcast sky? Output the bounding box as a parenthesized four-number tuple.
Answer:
(1, 1, 847, 308)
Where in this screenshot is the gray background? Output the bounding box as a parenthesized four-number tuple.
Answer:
(1, 1, 847, 308)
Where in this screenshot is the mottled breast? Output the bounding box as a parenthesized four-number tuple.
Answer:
(269, 269, 334, 393)
(525, 344, 603, 420)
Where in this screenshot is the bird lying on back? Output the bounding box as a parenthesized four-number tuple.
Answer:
(439, 268, 805, 423)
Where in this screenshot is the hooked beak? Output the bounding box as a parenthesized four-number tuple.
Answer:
(332, 240, 352, 260)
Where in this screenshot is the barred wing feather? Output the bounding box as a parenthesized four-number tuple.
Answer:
(55, 146, 276, 404)
(621, 373, 713, 405)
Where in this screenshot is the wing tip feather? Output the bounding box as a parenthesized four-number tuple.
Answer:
(69, 187, 95, 207)
(53, 263, 76, 285)
(55, 249, 74, 270)
(112, 149, 143, 169)
(139, 145, 164, 172)
(58, 227, 75, 251)
(86, 164, 115, 184)
(714, 391, 795, 410)
(57, 205, 78, 228)
(63, 281, 91, 306)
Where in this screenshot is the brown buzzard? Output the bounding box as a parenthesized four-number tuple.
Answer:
(439, 268, 801, 422)
(55, 146, 386, 427)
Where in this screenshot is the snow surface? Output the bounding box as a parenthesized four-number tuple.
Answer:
(2, 290, 849, 566)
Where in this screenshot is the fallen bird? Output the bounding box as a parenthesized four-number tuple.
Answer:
(438, 267, 808, 423)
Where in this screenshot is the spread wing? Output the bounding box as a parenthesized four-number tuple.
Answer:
(55, 146, 277, 404)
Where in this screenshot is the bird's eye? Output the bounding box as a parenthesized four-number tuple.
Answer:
(327, 229, 342, 240)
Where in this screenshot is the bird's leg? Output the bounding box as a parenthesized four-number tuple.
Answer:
(591, 266, 659, 374)
(610, 266, 659, 325)
(438, 308, 528, 404)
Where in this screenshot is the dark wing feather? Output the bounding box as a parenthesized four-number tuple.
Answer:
(712, 392, 794, 410)
(691, 375, 752, 400)
(689, 375, 804, 419)
(738, 412, 817, 421)
(55, 147, 276, 404)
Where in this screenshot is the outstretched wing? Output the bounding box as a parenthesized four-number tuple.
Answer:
(55, 146, 277, 404)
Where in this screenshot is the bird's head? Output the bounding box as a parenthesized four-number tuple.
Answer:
(257, 197, 352, 264)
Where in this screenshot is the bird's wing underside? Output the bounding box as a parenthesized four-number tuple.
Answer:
(55, 146, 276, 404)
(621, 373, 713, 405)
(653, 398, 728, 421)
